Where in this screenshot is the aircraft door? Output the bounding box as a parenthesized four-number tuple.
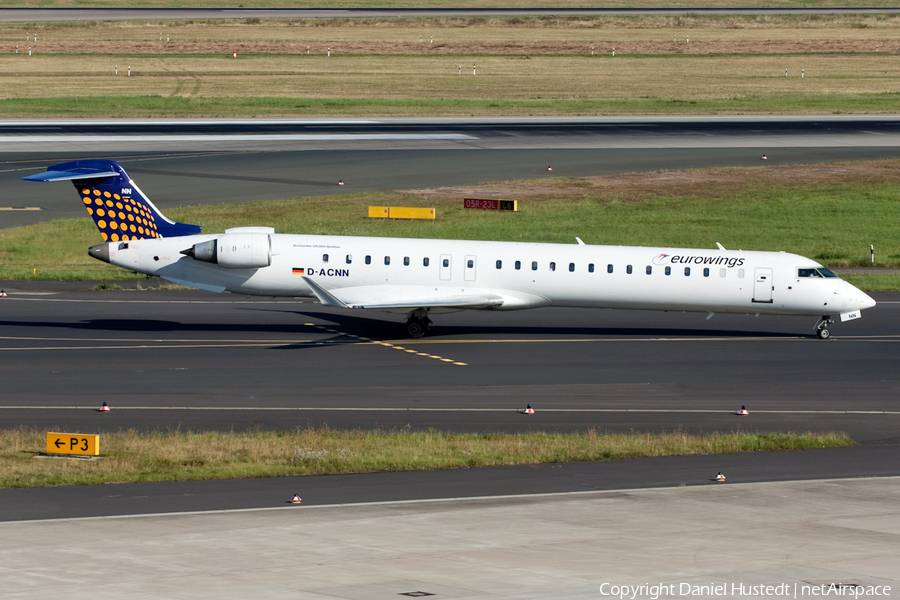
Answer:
(440, 254, 452, 281)
(753, 268, 773, 303)
(464, 255, 476, 282)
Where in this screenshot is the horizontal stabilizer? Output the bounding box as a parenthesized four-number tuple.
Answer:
(22, 168, 119, 183)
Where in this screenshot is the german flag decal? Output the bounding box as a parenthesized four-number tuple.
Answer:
(292, 267, 305, 275)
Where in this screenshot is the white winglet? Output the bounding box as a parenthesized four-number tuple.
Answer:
(716, 242, 726, 251)
(576, 237, 585, 246)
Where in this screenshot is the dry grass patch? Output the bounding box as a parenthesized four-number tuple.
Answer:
(0, 427, 853, 489)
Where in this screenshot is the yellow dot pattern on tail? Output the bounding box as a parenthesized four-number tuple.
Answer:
(81, 189, 160, 241)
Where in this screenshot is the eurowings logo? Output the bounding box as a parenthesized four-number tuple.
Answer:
(652, 253, 670, 266)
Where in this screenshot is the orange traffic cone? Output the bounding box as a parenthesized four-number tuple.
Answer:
(738, 405, 749, 416)
(338, 180, 344, 186)
(0, 290, 6, 297)
(290, 494, 302, 504)
(546, 166, 553, 171)
(100, 401, 110, 412)
(524, 404, 534, 414)
(715, 472, 726, 481)
(761, 155, 768, 160)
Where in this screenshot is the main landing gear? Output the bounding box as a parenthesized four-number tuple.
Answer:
(406, 309, 432, 338)
(814, 316, 834, 339)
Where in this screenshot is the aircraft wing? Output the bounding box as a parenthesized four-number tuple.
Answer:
(302, 277, 504, 311)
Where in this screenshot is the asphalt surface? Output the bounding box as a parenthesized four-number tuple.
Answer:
(0, 286, 898, 521)
(0, 288, 898, 440)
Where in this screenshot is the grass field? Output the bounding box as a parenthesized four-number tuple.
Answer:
(1, 1, 898, 9)
(2, 161, 900, 287)
(1, 15, 899, 116)
(0, 427, 853, 489)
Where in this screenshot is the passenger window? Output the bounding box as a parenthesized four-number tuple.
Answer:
(738, 269, 744, 278)
(442, 258, 449, 267)
(588, 263, 594, 273)
(384, 256, 391, 265)
(322, 254, 329, 263)
(532, 261, 538, 271)
(346, 254, 352, 264)
(626, 265, 633, 274)
(665, 266, 671, 276)
(646, 266, 652, 275)
(684, 267, 691, 276)
(423, 257, 430, 267)
(569, 263, 575, 272)
(467, 259, 474, 268)
(496, 260, 502, 269)
(703, 268, 710, 277)
(404, 256, 410, 266)
(720, 268, 726, 278)
(365, 255, 371, 265)
(515, 260, 521, 270)
(607, 264, 613, 274)
(549, 262, 556, 271)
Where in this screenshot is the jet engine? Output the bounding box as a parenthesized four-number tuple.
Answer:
(183, 233, 271, 269)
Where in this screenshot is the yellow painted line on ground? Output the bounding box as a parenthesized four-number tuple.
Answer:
(305, 323, 466, 366)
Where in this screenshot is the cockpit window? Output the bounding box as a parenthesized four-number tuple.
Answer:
(798, 267, 838, 278)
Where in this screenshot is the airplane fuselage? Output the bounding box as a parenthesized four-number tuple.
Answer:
(93, 231, 874, 318)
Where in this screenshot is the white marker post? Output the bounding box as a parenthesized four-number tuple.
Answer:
(15, 45, 17, 54)
(327, 47, 330, 57)
(431, 36, 433, 44)
(115, 64, 118, 75)
(802, 69, 804, 78)
(473, 63, 476, 75)
(785, 68, 788, 77)
(34, 34, 37, 42)
(167, 34, 169, 43)
(612, 47, 615, 56)
(28, 47, 31, 56)
(591, 46, 594, 56)
(307, 46, 309, 55)
(128, 66, 131, 77)
(871, 244, 875, 264)
(458, 65, 461, 75)
(686, 35, 689, 43)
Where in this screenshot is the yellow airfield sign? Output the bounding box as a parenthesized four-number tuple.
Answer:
(46, 432, 100, 456)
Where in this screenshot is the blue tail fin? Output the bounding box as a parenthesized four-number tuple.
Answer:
(23, 159, 201, 241)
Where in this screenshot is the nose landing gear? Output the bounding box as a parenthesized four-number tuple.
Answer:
(814, 316, 834, 339)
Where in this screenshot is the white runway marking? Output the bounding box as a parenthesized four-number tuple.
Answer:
(0, 133, 478, 143)
(0, 405, 897, 415)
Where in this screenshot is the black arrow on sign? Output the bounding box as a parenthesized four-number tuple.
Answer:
(54, 439, 64, 449)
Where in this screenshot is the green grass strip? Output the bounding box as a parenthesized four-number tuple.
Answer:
(0, 427, 853, 489)
(2, 93, 900, 118)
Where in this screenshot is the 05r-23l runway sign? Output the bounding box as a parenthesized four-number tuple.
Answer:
(46, 432, 100, 456)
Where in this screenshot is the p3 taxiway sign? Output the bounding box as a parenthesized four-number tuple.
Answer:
(46, 432, 100, 456)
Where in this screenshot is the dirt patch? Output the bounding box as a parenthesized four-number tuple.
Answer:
(406, 160, 900, 203)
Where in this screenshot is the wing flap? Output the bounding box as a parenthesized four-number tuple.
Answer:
(301, 278, 504, 310)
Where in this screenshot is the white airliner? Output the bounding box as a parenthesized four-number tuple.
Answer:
(24, 159, 875, 338)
